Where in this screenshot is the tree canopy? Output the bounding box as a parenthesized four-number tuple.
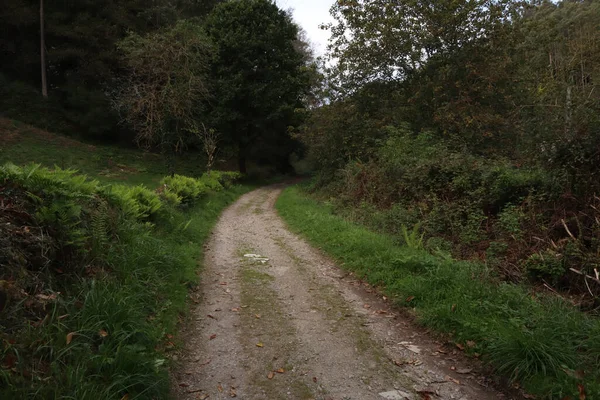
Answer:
(205, 0, 312, 173)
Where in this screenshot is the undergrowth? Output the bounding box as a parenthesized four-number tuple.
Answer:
(310, 127, 600, 308)
(277, 186, 600, 399)
(0, 163, 248, 399)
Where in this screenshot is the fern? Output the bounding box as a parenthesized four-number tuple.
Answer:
(401, 223, 424, 250)
(90, 198, 110, 256)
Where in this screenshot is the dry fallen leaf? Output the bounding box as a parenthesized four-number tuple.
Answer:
(254, 314, 261, 319)
(229, 386, 237, 397)
(417, 390, 434, 400)
(405, 296, 415, 302)
(99, 329, 109, 338)
(267, 371, 275, 379)
(363, 304, 371, 309)
(466, 340, 476, 348)
(209, 334, 217, 340)
(312, 376, 318, 383)
(455, 343, 465, 351)
(120, 395, 130, 400)
(451, 304, 457, 312)
(456, 368, 472, 374)
(276, 368, 285, 373)
(66, 332, 75, 345)
(198, 394, 209, 400)
(256, 343, 264, 348)
(231, 308, 240, 312)
(208, 314, 216, 320)
(445, 376, 460, 385)
(217, 384, 223, 392)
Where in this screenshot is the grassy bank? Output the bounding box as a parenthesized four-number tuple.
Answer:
(1, 163, 250, 399)
(0, 118, 203, 187)
(276, 186, 600, 399)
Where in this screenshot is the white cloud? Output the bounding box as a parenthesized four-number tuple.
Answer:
(278, 0, 336, 56)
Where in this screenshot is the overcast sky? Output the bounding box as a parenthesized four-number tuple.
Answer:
(276, 0, 336, 56)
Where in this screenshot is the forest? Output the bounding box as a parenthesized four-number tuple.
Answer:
(1, 0, 600, 399)
(1, 0, 316, 174)
(304, 0, 600, 299)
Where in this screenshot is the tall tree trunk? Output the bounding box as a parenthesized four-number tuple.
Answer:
(565, 85, 572, 139)
(40, 0, 48, 98)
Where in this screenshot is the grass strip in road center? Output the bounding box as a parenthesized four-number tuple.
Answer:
(276, 186, 600, 400)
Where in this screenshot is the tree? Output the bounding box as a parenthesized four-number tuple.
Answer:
(325, 0, 519, 92)
(39, 0, 47, 98)
(205, 0, 312, 173)
(200, 124, 220, 174)
(115, 20, 213, 174)
(0, 0, 223, 140)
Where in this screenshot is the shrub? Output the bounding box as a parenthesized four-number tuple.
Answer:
(160, 174, 208, 204)
(199, 173, 224, 192)
(1, 163, 102, 269)
(498, 204, 525, 238)
(159, 189, 182, 207)
(523, 250, 565, 283)
(106, 184, 162, 221)
(210, 171, 243, 188)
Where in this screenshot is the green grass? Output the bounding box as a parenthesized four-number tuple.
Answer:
(0, 118, 204, 187)
(0, 122, 253, 399)
(0, 175, 252, 399)
(276, 186, 600, 399)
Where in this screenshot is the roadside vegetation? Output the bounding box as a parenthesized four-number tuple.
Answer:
(277, 186, 600, 399)
(0, 162, 246, 399)
(287, 1, 600, 398)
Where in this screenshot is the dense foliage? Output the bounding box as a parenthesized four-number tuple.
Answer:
(303, 0, 600, 297)
(204, 0, 313, 173)
(0, 0, 314, 173)
(0, 163, 243, 398)
(299, 2, 600, 395)
(278, 186, 600, 399)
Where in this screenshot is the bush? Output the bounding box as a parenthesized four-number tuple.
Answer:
(523, 250, 565, 284)
(106, 184, 163, 221)
(208, 171, 243, 188)
(160, 174, 208, 204)
(199, 173, 224, 192)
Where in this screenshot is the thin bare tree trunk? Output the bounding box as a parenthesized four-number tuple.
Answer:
(565, 85, 572, 138)
(40, 0, 48, 98)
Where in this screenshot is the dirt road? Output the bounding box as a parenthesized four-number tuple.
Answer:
(172, 187, 508, 400)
